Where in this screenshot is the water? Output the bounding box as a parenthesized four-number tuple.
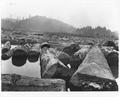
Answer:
(1, 45, 41, 78)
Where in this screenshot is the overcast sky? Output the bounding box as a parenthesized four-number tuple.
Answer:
(0, 0, 120, 32)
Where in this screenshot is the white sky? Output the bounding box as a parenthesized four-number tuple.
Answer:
(0, 0, 120, 32)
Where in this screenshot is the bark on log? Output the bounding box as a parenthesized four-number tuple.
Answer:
(69, 46, 118, 91)
(49, 48, 70, 66)
(2, 41, 11, 54)
(1, 48, 14, 60)
(2, 74, 66, 91)
(71, 45, 92, 69)
(62, 43, 80, 56)
(40, 48, 69, 84)
(28, 43, 41, 62)
(100, 46, 118, 78)
(106, 52, 118, 78)
(64, 45, 92, 87)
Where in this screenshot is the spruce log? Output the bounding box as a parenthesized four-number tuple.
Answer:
(12, 44, 31, 67)
(106, 52, 118, 78)
(28, 43, 41, 62)
(69, 46, 118, 91)
(2, 74, 66, 91)
(40, 49, 69, 81)
(2, 41, 11, 54)
(1, 48, 14, 60)
(49, 48, 70, 66)
(62, 43, 80, 56)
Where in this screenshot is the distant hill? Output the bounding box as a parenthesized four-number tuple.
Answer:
(1, 16, 118, 39)
(1, 16, 76, 33)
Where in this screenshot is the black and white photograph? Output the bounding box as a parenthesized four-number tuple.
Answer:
(0, 0, 119, 93)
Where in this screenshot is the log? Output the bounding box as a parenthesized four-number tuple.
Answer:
(2, 74, 66, 91)
(100, 46, 114, 57)
(106, 52, 118, 78)
(69, 46, 118, 91)
(40, 48, 69, 83)
(28, 43, 41, 62)
(103, 41, 116, 47)
(49, 48, 70, 66)
(100, 46, 118, 78)
(62, 43, 80, 56)
(12, 44, 31, 67)
(71, 45, 92, 69)
(1, 48, 14, 60)
(2, 41, 11, 54)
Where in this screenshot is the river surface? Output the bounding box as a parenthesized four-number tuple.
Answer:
(1, 45, 41, 78)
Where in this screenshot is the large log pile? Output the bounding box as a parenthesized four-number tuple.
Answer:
(1, 42, 118, 91)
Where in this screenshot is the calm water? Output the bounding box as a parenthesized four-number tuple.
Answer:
(1, 45, 41, 78)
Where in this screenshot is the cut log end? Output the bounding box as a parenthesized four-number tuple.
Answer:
(28, 51, 40, 62)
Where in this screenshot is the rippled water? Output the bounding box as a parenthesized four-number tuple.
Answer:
(1, 45, 41, 78)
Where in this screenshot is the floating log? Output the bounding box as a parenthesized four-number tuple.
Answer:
(100, 46, 118, 78)
(49, 48, 70, 66)
(40, 48, 69, 82)
(71, 45, 92, 69)
(2, 41, 11, 54)
(69, 46, 118, 91)
(12, 44, 31, 67)
(100, 46, 114, 57)
(106, 52, 118, 78)
(103, 41, 116, 47)
(103, 40, 118, 51)
(57, 52, 70, 66)
(28, 43, 41, 62)
(1, 48, 14, 60)
(62, 43, 80, 56)
(2, 74, 66, 91)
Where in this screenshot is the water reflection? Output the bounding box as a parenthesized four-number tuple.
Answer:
(1, 45, 41, 78)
